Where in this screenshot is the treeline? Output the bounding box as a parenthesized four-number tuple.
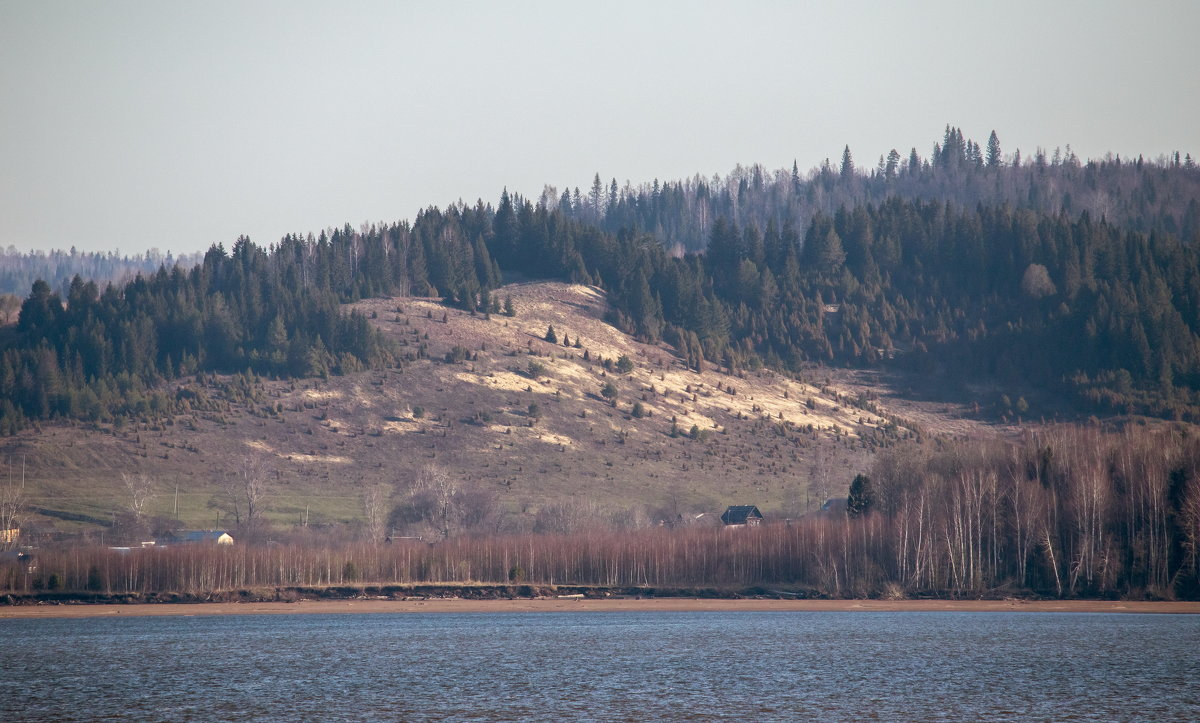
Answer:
(0, 246, 201, 297)
(6, 427, 1197, 599)
(4, 129, 1200, 432)
(0, 204, 573, 433)
(1, 236, 398, 433)
(557, 126, 1200, 254)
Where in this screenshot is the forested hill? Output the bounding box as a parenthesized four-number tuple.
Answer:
(3, 132, 1200, 434)
(556, 126, 1200, 254)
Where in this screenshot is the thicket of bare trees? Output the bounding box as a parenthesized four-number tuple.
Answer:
(386, 465, 500, 541)
(4, 427, 1198, 599)
(870, 426, 1200, 598)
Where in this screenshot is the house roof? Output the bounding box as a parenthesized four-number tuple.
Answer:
(820, 498, 848, 515)
(721, 505, 764, 525)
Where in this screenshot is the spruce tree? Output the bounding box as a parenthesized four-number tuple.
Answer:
(847, 474, 874, 517)
(986, 130, 1003, 168)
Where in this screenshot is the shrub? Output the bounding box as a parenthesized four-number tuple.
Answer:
(600, 381, 618, 402)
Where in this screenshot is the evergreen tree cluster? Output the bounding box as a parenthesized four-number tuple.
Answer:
(593, 198, 1200, 418)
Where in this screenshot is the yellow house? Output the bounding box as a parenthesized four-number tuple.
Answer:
(1, 528, 18, 545)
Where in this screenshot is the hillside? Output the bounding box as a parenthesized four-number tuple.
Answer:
(1, 282, 976, 540)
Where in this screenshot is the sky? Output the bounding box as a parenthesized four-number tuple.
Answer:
(2, 0, 1197, 255)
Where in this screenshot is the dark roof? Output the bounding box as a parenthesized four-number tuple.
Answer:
(820, 498, 848, 515)
(721, 505, 764, 525)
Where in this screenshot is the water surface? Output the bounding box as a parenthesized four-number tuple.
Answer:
(2, 611, 1196, 721)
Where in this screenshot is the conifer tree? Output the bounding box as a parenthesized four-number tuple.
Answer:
(847, 474, 874, 517)
(986, 130, 1003, 168)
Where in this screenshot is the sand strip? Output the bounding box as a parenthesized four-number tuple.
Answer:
(2, 599, 1197, 619)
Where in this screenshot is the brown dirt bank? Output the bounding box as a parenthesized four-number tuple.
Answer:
(3, 598, 1197, 619)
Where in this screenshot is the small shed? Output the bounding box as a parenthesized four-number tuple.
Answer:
(721, 505, 764, 527)
(181, 530, 234, 545)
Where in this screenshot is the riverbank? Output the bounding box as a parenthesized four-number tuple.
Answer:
(3, 598, 1197, 619)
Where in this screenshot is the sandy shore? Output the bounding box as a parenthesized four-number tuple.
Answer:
(2, 598, 1197, 619)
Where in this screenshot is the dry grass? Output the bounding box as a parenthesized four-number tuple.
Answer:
(1, 282, 992, 535)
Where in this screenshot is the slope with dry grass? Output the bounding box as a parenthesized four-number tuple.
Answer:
(1, 282, 985, 537)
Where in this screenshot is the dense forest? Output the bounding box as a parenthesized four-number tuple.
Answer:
(5, 427, 1198, 599)
(2, 128, 1198, 434)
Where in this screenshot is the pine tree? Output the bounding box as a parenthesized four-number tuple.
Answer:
(589, 173, 604, 219)
(986, 130, 1003, 168)
(885, 149, 901, 179)
(847, 474, 874, 517)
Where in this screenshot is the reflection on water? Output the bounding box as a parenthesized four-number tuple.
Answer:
(2, 611, 1197, 721)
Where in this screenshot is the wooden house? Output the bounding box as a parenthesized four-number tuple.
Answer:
(721, 505, 764, 527)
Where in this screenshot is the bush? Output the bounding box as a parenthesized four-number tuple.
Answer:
(600, 381, 618, 402)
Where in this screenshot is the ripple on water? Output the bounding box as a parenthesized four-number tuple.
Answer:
(1, 611, 1197, 721)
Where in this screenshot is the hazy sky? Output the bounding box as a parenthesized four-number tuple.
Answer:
(2, 1, 1197, 255)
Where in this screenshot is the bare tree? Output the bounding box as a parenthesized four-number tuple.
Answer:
(215, 455, 272, 536)
(0, 478, 25, 550)
(417, 465, 459, 540)
(240, 456, 271, 534)
(0, 294, 21, 325)
(810, 446, 834, 511)
(122, 473, 156, 523)
(362, 483, 392, 543)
